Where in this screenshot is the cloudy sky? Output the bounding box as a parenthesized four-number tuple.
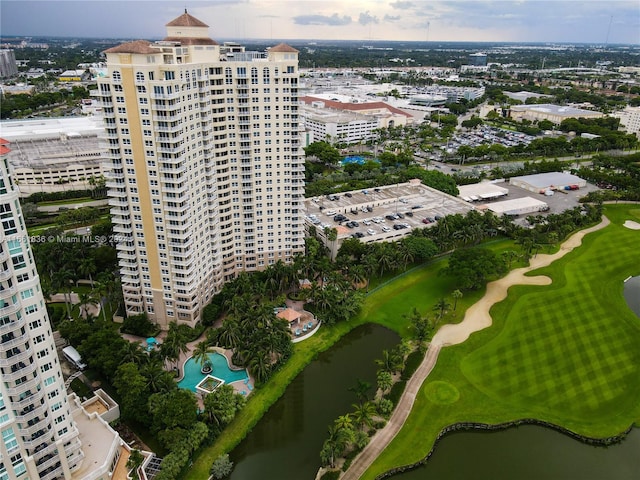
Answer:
(1, 0, 639, 44)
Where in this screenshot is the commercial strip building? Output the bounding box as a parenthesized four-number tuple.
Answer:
(95, 11, 305, 328)
(300, 95, 413, 144)
(0, 117, 107, 195)
(0, 139, 142, 480)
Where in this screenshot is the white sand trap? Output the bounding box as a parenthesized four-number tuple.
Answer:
(623, 220, 640, 230)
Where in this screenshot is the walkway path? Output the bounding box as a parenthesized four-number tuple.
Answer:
(48, 292, 101, 319)
(340, 217, 610, 480)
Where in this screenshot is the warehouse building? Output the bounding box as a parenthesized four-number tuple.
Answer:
(483, 197, 549, 216)
(509, 172, 587, 193)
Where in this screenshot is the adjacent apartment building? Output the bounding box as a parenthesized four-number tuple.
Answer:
(0, 139, 84, 479)
(95, 11, 305, 328)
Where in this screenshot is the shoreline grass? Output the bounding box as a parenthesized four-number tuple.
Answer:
(361, 204, 640, 479)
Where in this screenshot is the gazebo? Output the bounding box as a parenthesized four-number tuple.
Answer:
(277, 307, 302, 326)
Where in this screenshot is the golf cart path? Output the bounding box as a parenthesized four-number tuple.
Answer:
(340, 216, 610, 480)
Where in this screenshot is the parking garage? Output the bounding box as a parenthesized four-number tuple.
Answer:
(304, 179, 474, 257)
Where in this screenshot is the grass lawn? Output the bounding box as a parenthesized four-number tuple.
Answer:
(184, 240, 513, 479)
(361, 204, 640, 479)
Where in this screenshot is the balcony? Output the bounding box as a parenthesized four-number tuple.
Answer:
(0, 285, 18, 299)
(108, 198, 129, 208)
(12, 389, 45, 410)
(157, 145, 186, 155)
(17, 402, 48, 423)
(5, 377, 40, 397)
(0, 316, 25, 335)
(3, 362, 37, 382)
(155, 124, 183, 133)
(151, 91, 181, 100)
(0, 302, 20, 316)
(121, 275, 141, 286)
(113, 224, 133, 235)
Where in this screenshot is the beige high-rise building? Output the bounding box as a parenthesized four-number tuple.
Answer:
(95, 11, 305, 328)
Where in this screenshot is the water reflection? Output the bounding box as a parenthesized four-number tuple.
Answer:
(393, 425, 640, 480)
(229, 323, 399, 480)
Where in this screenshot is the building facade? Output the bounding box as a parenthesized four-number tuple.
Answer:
(615, 106, 640, 137)
(95, 11, 305, 328)
(0, 139, 84, 480)
(0, 117, 107, 195)
(0, 51, 18, 79)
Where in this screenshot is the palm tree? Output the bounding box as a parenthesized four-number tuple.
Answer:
(192, 341, 211, 373)
(248, 350, 270, 384)
(349, 378, 372, 405)
(334, 414, 354, 433)
(77, 291, 98, 318)
(433, 297, 451, 321)
(78, 258, 97, 289)
(218, 318, 241, 350)
(451, 289, 463, 311)
(121, 341, 145, 366)
(51, 269, 74, 319)
(320, 425, 351, 468)
(351, 401, 377, 431)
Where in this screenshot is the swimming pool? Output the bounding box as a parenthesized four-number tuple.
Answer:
(178, 352, 249, 392)
(341, 155, 380, 166)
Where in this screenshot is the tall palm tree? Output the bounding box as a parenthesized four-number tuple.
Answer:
(51, 269, 74, 319)
(433, 297, 451, 321)
(192, 341, 211, 372)
(451, 289, 463, 311)
(78, 258, 97, 289)
(77, 291, 98, 318)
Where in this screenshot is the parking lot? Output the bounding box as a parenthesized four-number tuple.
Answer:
(444, 125, 535, 154)
(304, 180, 474, 247)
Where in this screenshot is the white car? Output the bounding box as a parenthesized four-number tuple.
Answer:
(381, 226, 391, 232)
(363, 219, 372, 225)
(367, 228, 376, 235)
(324, 210, 336, 216)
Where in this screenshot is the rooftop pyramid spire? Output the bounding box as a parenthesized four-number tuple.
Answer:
(166, 10, 209, 28)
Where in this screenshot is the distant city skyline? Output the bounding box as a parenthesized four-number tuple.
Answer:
(1, 0, 639, 45)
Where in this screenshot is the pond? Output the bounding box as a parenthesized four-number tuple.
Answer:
(228, 323, 400, 480)
(392, 424, 640, 480)
(623, 275, 640, 318)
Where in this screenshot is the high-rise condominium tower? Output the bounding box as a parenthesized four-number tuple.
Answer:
(0, 139, 83, 479)
(95, 11, 305, 328)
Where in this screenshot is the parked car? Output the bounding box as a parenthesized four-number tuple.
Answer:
(367, 228, 376, 235)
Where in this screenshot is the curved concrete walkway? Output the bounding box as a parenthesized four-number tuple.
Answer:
(340, 217, 610, 480)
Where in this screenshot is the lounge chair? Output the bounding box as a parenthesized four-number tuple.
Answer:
(248, 384, 253, 391)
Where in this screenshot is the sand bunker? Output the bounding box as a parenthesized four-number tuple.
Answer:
(623, 220, 640, 230)
(433, 216, 611, 347)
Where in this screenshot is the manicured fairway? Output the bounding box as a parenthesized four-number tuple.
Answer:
(363, 205, 640, 479)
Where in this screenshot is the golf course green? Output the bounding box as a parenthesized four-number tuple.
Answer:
(362, 204, 640, 479)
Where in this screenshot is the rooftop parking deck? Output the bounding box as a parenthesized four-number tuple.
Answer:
(305, 180, 474, 255)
